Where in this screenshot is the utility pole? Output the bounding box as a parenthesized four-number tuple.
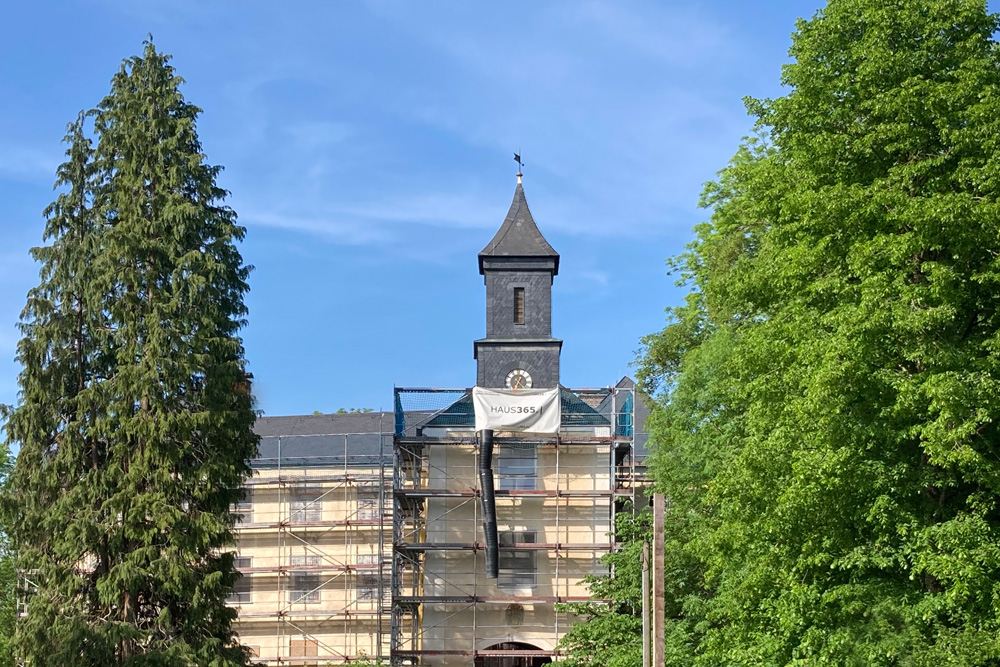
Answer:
(642, 541, 650, 667)
(653, 493, 665, 667)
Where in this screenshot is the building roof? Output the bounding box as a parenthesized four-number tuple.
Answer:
(418, 388, 610, 432)
(253, 411, 393, 437)
(253, 412, 392, 468)
(250, 387, 651, 464)
(479, 182, 559, 274)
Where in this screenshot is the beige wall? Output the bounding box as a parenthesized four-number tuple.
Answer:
(397, 432, 616, 662)
(231, 466, 390, 664)
(232, 429, 620, 664)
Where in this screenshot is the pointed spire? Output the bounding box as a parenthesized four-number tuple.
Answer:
(479, 177, 559, 275)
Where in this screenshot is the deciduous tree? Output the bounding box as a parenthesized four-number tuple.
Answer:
(570, 1, 1000, 665)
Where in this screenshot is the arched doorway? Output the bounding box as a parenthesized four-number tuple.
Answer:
(474, 641, 552, 667)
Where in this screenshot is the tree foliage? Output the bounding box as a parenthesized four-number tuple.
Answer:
(558, 509, 648, 667)
(2, 40, 257, 666)
(0, 451, 19, 667)
(567, 1, 1000, 665)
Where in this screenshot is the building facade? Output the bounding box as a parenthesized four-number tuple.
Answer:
(232, 178, 647, 665)
(230, 414, 394, 663)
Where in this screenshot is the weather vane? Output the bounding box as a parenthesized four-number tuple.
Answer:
(514, 150, 523, 183)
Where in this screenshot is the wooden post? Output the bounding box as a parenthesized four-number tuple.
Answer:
(652, 493, 665, 667)
(642, 541, 650, 667)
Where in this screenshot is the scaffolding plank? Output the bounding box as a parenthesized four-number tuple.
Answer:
(392, 489, 614, 498)
(394, 595, 599, 603)
(394, 542, 614, 551)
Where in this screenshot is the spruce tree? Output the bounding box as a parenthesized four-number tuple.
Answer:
(3, 41, 257, 666)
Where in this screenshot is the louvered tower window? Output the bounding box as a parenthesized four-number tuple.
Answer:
(514, 287, 525, 324)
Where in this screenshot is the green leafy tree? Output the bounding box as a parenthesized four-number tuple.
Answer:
(631, 1, 1000, 665)
(3, 41, 257, 666)
(340, 654, 386, 666)
(557, 509, 648, 667)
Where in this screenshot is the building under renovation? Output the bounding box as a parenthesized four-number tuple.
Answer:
(230, 176, 649, 665)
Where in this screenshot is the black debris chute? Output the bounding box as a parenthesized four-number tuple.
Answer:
(478, 429, 499, 578)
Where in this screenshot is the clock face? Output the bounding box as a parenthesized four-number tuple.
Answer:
(505, 369, 533, 390)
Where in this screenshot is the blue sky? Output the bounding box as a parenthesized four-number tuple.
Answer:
(0, 0, 874, 416)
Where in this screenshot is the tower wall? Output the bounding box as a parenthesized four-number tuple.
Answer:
(484, 267, 554, 339)
(475, 343, 561, 389)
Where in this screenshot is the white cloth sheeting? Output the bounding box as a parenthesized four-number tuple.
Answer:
(472, 387, 561, 434)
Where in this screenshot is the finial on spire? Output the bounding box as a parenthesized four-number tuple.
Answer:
(513, 151, 523, 184)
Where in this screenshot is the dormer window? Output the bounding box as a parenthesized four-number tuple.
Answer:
(514, 288, 525, 324)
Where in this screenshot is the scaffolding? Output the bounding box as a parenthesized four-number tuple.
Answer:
(16, 389, 646, 665)
(232, 427, 394, 665)
(390, 386, 636, 667)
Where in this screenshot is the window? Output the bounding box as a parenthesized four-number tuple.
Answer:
(357, 553, 379, 566)
(289, 638, 318, 658)
(228, 557, 252, 604)
(497, 444, 536, 491)
(357, 574, 380, 600)
(356, 487, 379, 520)
(289, 572, 321, 604)
(358, 574, 390, 601)
(290, 484, 323, 523)
(514, 287, 525, 324)
(498, 531, 536, 588)
(290, 554, 322, 568)
(233, 488, 252, 524)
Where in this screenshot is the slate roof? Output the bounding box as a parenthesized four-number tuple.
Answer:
(418, 388, 610, 431)
(250, 385, 650, 463)
(253, 412, 392, 468)
(254, 411, 393, 437)
(479, 183, 559, 274)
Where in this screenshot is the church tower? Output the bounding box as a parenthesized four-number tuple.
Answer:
(475, 176, 562, 388)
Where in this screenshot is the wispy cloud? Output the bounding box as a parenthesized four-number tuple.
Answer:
(241, 211, 393, 246)
(238, 191, 503, 247)
(0, 0, 798, 415)
(339, 193, 497, 230)
(353, 0, 747, 238)
(558, 267, 613, 296)
(571, 0, 732, 67)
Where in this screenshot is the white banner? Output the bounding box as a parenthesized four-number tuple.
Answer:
(472, 387, 561, 434)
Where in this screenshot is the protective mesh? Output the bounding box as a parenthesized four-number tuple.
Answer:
(254, 432, 392, 468)
(394, 389, 471, 436)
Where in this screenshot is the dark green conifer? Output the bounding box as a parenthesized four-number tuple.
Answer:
(4, 41, 256, 666)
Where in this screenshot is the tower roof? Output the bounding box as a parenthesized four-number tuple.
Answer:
(479, 182, 559, 274)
